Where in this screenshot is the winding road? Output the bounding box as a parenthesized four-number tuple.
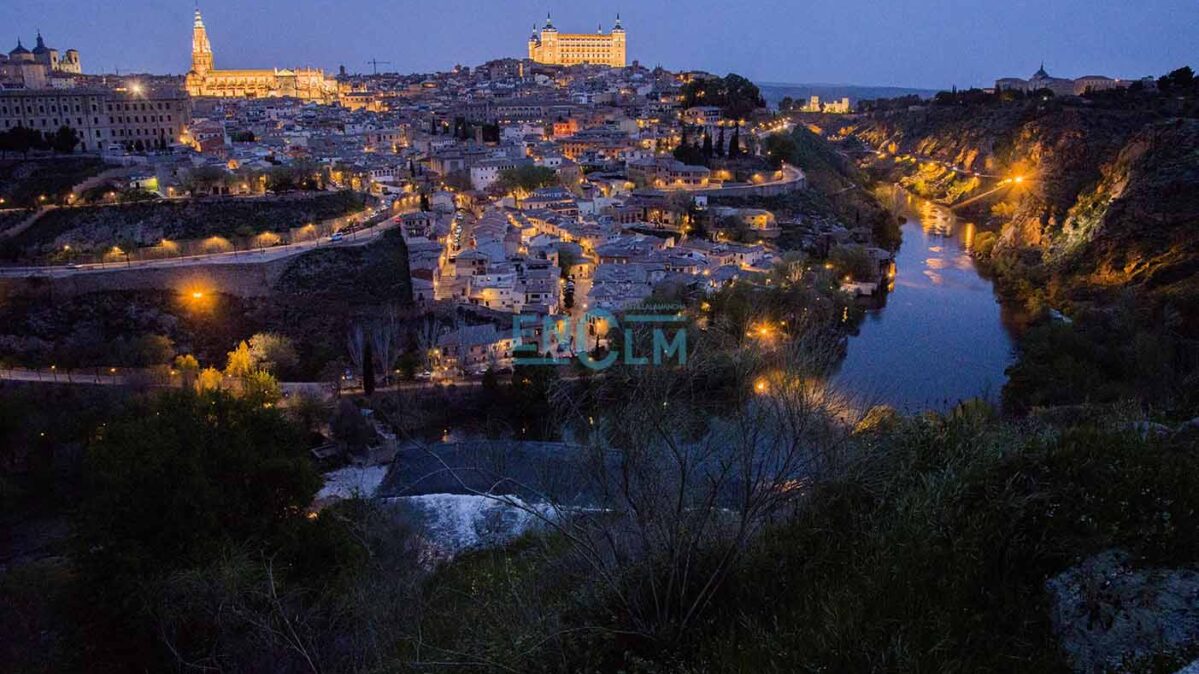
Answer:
(0, 211, 405, 279)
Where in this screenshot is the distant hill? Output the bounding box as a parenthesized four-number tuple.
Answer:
(757, 82, 940, 108)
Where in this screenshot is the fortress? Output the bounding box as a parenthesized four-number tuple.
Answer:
(528, 14, 626, 68)
(184, 8, 337, 103)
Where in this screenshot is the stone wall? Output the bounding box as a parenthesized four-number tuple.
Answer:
(0, 256, 297, 300)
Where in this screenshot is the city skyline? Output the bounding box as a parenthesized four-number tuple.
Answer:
(2, 0, 1196, 88)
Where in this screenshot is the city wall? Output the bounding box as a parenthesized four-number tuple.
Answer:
(0, 257, 297, 300)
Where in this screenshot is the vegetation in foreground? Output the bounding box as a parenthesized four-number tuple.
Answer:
(2, 348, 1198, 673)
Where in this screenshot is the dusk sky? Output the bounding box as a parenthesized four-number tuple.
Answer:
(3, 0, 1196, 88)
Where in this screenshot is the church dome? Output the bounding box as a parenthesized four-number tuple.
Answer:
(10, 39, 30, 56)
(31, 32, 52, 54)
(1032, 63, 1050, 79)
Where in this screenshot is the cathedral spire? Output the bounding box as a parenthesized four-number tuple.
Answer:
(191, 4, 213, 75)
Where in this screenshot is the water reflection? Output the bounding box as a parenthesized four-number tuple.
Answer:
(831, 188, 1017, 412)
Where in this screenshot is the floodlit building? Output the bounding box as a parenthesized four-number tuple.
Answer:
(185, 8, 337, 103)
(528, 14, 627, 68)
(0, 87, 191, 153)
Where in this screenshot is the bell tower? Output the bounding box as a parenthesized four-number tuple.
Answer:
(191, 7, 213, 75)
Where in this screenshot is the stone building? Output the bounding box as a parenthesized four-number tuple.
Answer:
(528, 14, 626, 68)
(1, 32, 82, 87)
(184, 8, 337, 103)
(0, 87, 191, 153)
(995, 63, 1133, 97)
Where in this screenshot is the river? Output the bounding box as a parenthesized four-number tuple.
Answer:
(832, 188, 1018, 411)
(319, 190, 1022, 551)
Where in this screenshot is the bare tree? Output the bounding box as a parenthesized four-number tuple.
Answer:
(347, 324, 366, 378)
(414, 313, 450, 371)
(370, 308, 402, 384)
(412, 323, 859, 649)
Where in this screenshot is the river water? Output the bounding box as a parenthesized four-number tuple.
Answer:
(832, 188, 1018, 412)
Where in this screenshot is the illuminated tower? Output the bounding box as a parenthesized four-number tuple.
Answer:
(528, 24, 539, 60)
(539, 13, 558, 64)
(611, 14, 626, 67)
(191, 7, 213, 76)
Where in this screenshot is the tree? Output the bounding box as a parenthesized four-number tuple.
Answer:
(247, 333, 298, 376)
(224, 341, 255, 379)
(0, 125, 46, 158)
(174, 354, 200, 390)
(715, 126, 726, 158)
(331, 398, 377, 450)
(830, 244, 877, 282)
(115, 334, 174, 367)
(1158, 66, 1196, 94)
(482, 366, 499, 392)
(197, 367, 224, 391)
(242, 370, 282, 407)
(362, 338, 377, 396)
(728, 126, 742, 158)
(73, 390, 322, 669)
(679, 73, 766, 119)
(673, 141, 707, 167)
(182, 165, 233, 195)
(701, 131, 714, 159)
(763, 132, 798, 168)
(419, 192, 430, 212)
(495, 165, 559, 195)
(48, 126, 79, 154)
(779, 96, 795, 112)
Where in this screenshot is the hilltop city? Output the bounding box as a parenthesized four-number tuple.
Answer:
(2, 4, 1198, 673)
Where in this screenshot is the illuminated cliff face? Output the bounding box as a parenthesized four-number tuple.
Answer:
(528, 15, 626, 68)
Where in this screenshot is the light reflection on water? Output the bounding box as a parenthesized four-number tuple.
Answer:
(831, 188, 1018, 412)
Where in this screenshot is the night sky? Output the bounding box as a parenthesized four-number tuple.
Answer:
(3, 0, 1196, 88)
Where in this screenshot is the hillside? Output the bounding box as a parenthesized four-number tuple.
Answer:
(855, 102, 1199, 316)
(2, 191, 366, 261)
(848, 97, 1199, 412)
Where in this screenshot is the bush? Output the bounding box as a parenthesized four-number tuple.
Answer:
(690, 413, 1199, 672)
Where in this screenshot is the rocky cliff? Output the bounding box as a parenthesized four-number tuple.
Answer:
(852, 103, 1199, 330)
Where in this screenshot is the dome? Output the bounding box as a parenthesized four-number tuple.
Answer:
(10, 39, 30, 56)
(31, 32, 52, 54)
(1032, 62, 1050, 79)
